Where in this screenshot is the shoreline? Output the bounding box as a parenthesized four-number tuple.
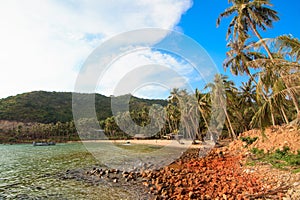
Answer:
(1, 139, 200, 147)
(71, 139, 299, 199)
(81, 139, 205, 149)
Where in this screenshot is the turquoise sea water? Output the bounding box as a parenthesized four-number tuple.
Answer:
(0, 143, 138, 200)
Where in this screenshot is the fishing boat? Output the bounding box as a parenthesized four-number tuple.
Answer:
(33, 141, 56, 146)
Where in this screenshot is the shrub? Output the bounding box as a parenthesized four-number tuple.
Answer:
(250, 147, 264, 155)
(240, 136, 258, 146)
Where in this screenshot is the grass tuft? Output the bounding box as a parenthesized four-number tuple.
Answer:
(248, 146, 300, 172)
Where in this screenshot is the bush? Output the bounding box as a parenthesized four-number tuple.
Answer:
(241, 136, 258, 146)
(275, 146, 290, 157)
(250, 147, 264, 155)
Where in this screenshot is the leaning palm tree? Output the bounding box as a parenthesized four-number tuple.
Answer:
(217, 0, 282, 118)
(217, 0, 279, 59)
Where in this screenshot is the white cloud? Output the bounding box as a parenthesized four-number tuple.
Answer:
(0, 0, 192, 98)
(96, 48, 199, 99)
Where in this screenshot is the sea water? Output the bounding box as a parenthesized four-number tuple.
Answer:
(0, 143, 137, 199)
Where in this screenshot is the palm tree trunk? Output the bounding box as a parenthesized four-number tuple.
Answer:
(248, 18, 273, 59)
(224, 122, 231, 140)
(270, 102, 276, 126)
(198, 106, 210, 133)
(167, 117, 172, 133)
(282, 83, 300, 114)
(190, 109, 201, 141)
(223, 107, 236, 140)
(280, 106, 289, 124)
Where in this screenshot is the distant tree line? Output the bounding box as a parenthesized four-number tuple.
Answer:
(0, 121, 79, 143)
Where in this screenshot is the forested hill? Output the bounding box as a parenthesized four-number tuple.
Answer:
(0, 91, 167, 123)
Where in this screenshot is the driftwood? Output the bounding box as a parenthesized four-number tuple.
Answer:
(245, 186, 289, 199)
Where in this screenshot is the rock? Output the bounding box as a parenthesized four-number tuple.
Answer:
(99, 171, 105, 176)
(155, 183, 164, 193)
(283, 197, 291, 200)
(143, 181, 149, 187)
(293, 182, 300, 187)
(36, 186, 43, 190)
(188, 191, 194, 199)
(141, 171, 147, 178)
(112, 178, 118, 183)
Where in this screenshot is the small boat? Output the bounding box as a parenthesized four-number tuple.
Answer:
(123, 141, 131, 145)
(33, 141, 56, 146)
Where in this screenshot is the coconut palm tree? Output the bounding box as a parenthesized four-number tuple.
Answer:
(205, 74, 237, 140)
(217, 0, 279, 59)
(216, 0, 300, 125)
(167, 88, 182, 132)
(174, 90, 200, 142)
(168, 88, 180, 105)
(272, 78, 290, 124)
(251, 52, 300, 119)
(255, 66, 278, 125)
(273, 35, 300, 114)
(195, 89, 211, 134)
(232, 79, 257, 131)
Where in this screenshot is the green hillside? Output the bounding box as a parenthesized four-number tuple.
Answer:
(0, 91, 167, 124)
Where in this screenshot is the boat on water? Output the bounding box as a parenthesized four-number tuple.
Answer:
(33, 141, 56, 146)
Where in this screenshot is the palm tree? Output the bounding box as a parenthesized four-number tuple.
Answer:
(274, 35, 300, 115)
(233, 79, 257, 131)
(217, 0, 277, 99)
(255, 66, 278, 125)
(104, 117, 117, 138)
(272, 78, 290, 124)
(251, 74, 292, 128)
(168, 88, 180, 105)
(176, 90, 200, 141)
(195, 89, 211, 135)
(167, 88, 181, 132)
(224, 39, 251, 76)
(217, 0, 279, 59)
(251, 52, 300, 120)
(216, 0, 300, 126)
(206, 74, 237, 140)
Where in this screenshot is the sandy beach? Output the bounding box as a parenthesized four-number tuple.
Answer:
(81, 139, 204, 149)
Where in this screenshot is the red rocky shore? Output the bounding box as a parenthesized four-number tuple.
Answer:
(85, 146, 294, 199)
(140, 148, 267, 200)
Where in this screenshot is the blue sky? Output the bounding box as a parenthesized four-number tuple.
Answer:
(0, 0, 299, 99)
(178, 0, 300, 88)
